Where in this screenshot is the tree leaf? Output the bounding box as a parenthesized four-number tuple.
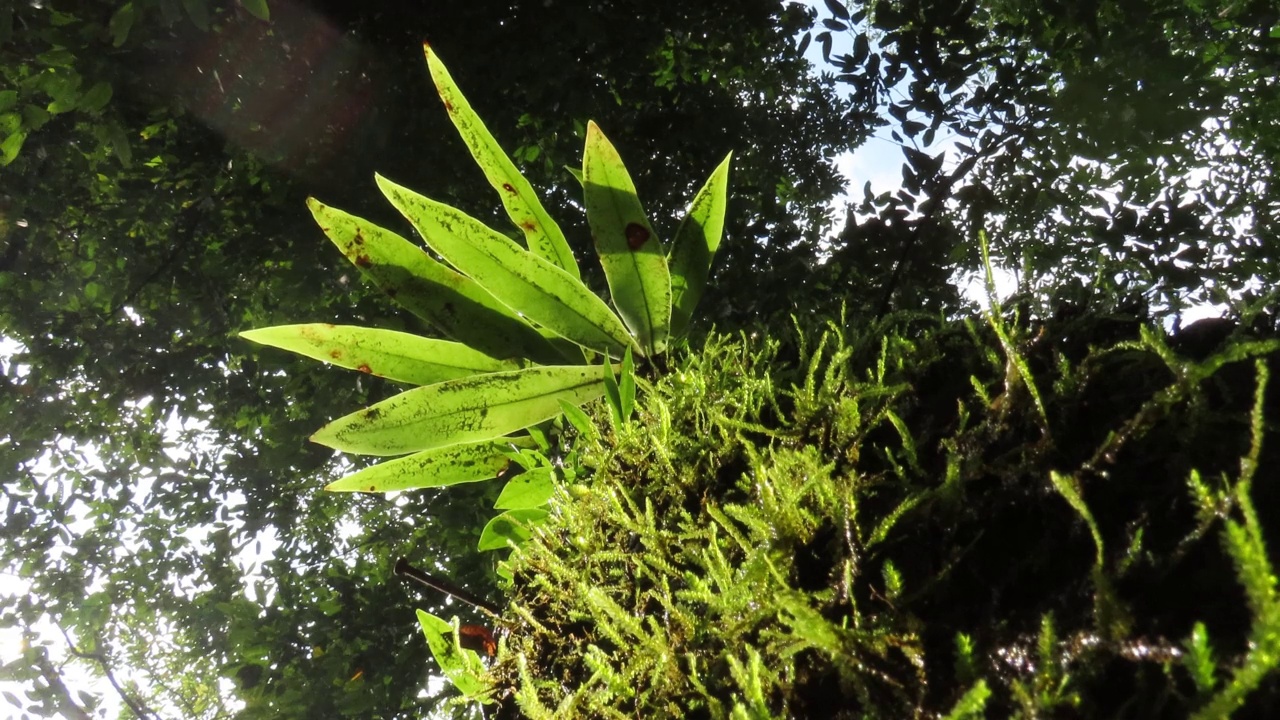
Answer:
(0, 131, 26, 166)
(493, 467, 555, 510)
(108, 3, 136, 47)
(78, 82, 112, 113)
(180, 0, 209, 31)
(478, 508, 549, 551)
(239, 324, 520, 386)
(824, 0, 851, 21)
(668, 152, 731, 338)
(582, 121, 672, 355)
(423, 43, 578, 279)
(415, 611, 488, 699)
(239, 0, 270, 21)
(311, 364, 607, 456)
(325, 439, 516, 493)
(106, 121, 131, 166)
(306, 198, 562, 365)
(376, 175, 637, 358)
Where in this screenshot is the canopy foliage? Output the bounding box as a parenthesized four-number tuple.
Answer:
(0, 0, 1275, 717)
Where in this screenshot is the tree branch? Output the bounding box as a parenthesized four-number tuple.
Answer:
(58, 625, 160, 720)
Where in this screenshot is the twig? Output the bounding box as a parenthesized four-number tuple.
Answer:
(58, 625, 160, 720)
(394, 558, 503, 617)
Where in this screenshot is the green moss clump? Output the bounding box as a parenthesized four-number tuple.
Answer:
(484, 309, 1280, 719)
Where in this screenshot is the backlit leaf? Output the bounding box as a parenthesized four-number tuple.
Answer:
(583, 121, 672, 355)
(493, 467, 555, 510)
(240, 324, 520, 386)
(478, 508, 549, 551)
(376, 175, 637, 358)
(558, 399, 596, 441)
(311, 364, 607, 455)
(325, 439, 516, 493)
(424, 43, 578, 278)
(669, 152, 731, 338)
(415, 611, 488, 699)
(306, 198, 563, 365)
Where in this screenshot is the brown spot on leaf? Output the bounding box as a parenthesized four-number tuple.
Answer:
(354, 254, 373, 268)
(519, 221, 536, 231)
(459, 625, 496, 657)
(502, 183, 516, 194)
(352, 231, 364, 245)
(329, 349, 343, 360)
(368, 485, 377, 492)
(625, 223, 650, 250)
(443, 99, 454, 113)
(362, 407, 382, 421)
(357, 363, 372, 374)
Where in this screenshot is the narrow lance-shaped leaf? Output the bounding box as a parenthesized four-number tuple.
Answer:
(619, 345, 636, 419)
(423, 43, 579, 279)
(377, 175, 638, 358)
(325, 439, 521, 493)
(240, 324, 521, 386)
(669, 152, 731, 338)
(312, 364, 608, 456)
(583, 121, 672, 355)
(603, 357, 622, 428)
(415, 611, 488, 699)
(307, 198, 564, 365)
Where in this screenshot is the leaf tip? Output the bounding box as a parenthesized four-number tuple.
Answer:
(309, 429, 336, 448)
(373, 173, 398, 193)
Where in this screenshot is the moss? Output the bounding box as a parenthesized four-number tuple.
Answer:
(484, 310, 1280, 718)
